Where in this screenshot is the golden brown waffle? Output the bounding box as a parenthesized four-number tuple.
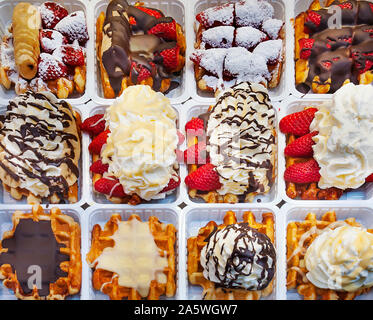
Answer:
(0, 205, 81, 300)
(1, 110, 81, 205)
(87, 214, 177, 300)
(285, 133, 343, 200)
(287, 210, 373, 300)
(187, 210, 275, 300)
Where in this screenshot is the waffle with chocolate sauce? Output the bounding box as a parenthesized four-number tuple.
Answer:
(190, 0, 284, 93)
(96, 0, 186, 98)
(287, 211, 373, 300)
(295, 0, 373, 94)
(187, 210, 275, 300)
(0, 91, 81, 204)
(86, 214, 176, 300)
(0, 205, 81, 300)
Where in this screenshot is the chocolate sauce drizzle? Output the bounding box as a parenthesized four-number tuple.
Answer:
(298, 0, 373, 93)
(101, 0, 179, 95)
(206, 82, 276, 198)
(202, 223, 276, 291)
(0, 91, 80, 199)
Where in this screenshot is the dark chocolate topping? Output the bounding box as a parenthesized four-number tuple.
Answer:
(0, 219, 68, 296)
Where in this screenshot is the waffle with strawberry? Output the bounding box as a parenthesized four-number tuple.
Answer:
(191, 0, 284, 94)
(96, 0, 186, 99)
(0, 2, 88, 99)
(295, 0, 373, 94)
(184, 82, 276, 203)
(81, 85, 182, 204)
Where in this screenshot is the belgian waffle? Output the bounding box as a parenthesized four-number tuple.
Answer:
(87, 214, 176, 300)
(287, 210, 373, 300)
(187, 210, 275, 300)
(0, 205, 81, 300)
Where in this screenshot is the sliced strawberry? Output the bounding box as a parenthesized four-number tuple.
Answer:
(155, 45, 180, 71)
(88, 130, 110, 155)
(147, 19, 177, 41)
(54, 45, 85, 66)
(94, 177, 126, 197)
(40, 2, 68, 29)
(299, 38, 315, 60)
(55, 11, 89, 45)
(366, 173, 373, 182)
(136, 6, 164, 19)
(184, 142, 207, 165)
(185, 163, 222, 191)
(284, 159, 321, 184)
(338, 2, 353, 10)
(39, 30, 68, 54)
(305, 11, 321, 29)
(80, 114, 106, 135)
(280, 108, 318, 136)
(185, 118, 205, 137)
(161, 175, 181, 193)
(285, 131, 318, 158)
(130, 61, 152, 83)
(90, 160, 109, 175)
(38, 53, 67, 81)
(177, 130, 185, 146)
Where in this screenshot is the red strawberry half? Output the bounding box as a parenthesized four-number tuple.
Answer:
(38, 53, 67, 81)
(280, 108, 318, 136)
(55, 11, 89, 45)
(40, 2, 69, 29)
(90, 160, 109, 175)
(155, 45, 180, 71)
(184, 142, 207, 165)
(94, 178, 126, 197)
(299, 38, 315, 60)
(130, 61, 152, 83)
(80, 114, 106, 135)
(185, 118, 205, 137)
(40, 30, 68, 54)
(338, 2, 353, 10)
(54, 45, 85, 66)
(147, 18, 177, 40)
(285, 131, 318, 158)
(185, 163, 222, 191)
(305, 11, 321, 29)
(284, 159, 321, 184)
(161, 175, 181, 193)
(136, 6, 164, 19)
(88, 130, 110, 154)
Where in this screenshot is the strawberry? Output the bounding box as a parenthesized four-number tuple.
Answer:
(370, 3, 373, 12)
(321, 61, 332, 70)
(80, 114, 106, 135)
(155, 45, 180, 71)
(284, 159, 321, 184)
(185, 118, 205, 137)
(94, 178, 126, 197)
(40, 2, 68, 29)
(88, 130, 110, 154)
(305, 11, 321, 29)
(147, 19, 177, 40)
(177, 130, 185, 145)
(366, 173, 373, 182)
(185, 163, 222, 191)
(279, 108, 318, 136)
(161, 175, 181, 193)
(184, 142, 207, 165)
(55, 11, 89, 45)
(90, 160, 109, 175)
(285, 131, 318, 158)
(38, 53, 67, 81)
(338, 2, 353, 10)
(54, 45, 85, 66)
(130, 62, 152, 83)
(136, 6, 164, 19)
(196, 3, 234, 29)
(299, 38, 314, 60)
(39, 30, 68, 54)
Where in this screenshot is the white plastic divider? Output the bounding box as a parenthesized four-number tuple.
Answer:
(277, 95, 373, 203)
(81, 204, 183, 300)
(280, 202, 373, 300)
(186, 0, 291, 104)
(181, 204, 284, 300)
(180, 98, 281, 206)
(90, 0, 190, 106)
(0, 0, 95, 107)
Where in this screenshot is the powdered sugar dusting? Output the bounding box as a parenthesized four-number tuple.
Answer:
(55, 11, 89, 44)
(253, 39, 283, 64)
(40, 29, 66, 53)
(192, 49, 227, 77)
(38, 53, 66, 81)
(235, 0, 274, 27)
(202, 26, 235, 48)
(262, 18, 283, 39)
(235, 27, 267, 50)
(198, 3, 234, 28)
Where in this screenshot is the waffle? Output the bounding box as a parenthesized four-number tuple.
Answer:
(295, 0, 373, 94)
(0, 205, 81, 300)
(187, 210, 275, 300)
(287, 210, 373, 300)
(87, 214, 176, 300)
(285, 133, 343, 200)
